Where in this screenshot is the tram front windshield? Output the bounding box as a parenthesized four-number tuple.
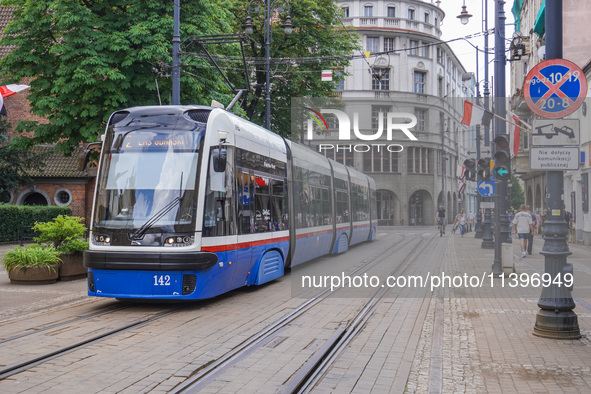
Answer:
(93, 128, 202, 240)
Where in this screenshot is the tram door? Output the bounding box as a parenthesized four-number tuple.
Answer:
(235, 169, 254, 278)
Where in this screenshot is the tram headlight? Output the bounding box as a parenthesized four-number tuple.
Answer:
(92, 234, 111, 246)
(164, 235, 194, 247)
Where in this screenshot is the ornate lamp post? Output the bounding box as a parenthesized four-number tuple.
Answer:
(244, 0, 292, 130)
(456, 1, 492, 243)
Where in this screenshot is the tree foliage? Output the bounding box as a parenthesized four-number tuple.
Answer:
(0, 117, 48, 199)
(0, 0, 236, 153)
(221, 0, 359, 136)
(508, 174, 525, 210)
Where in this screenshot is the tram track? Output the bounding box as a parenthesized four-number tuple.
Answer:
(171, 231, 439, 393)
(0, 303, 131, 344)
(0, 305, 189, 380)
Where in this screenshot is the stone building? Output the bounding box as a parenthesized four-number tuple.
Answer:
(310, 0, 471, 226)
(510, 0, 591, 245)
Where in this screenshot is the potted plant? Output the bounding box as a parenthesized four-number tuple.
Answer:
(2, 245, 61, 284)
(33, 215, 89, 281)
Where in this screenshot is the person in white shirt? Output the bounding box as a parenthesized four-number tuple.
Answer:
(512, 204, 534, 257)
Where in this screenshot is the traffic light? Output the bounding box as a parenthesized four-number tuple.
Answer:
(477, 158, 491, 181)
(463, 159, 476, 181)
(493, 134, 511, 180)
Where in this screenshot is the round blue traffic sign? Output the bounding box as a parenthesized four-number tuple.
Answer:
(523, 59, 588, 119)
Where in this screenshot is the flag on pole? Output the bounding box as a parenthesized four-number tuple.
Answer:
(0, 84, 30, 117)
(457, 180, 466, 194)
(507, 110, 521, 158)
(457, 164, 466, 179)
(321, 70, 333, 81)
(461, 100, 493, 127)
(0, 84, 30, 98)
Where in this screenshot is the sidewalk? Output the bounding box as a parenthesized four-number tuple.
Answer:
(428, 230, 591, 392)
(0, 243, 89, 323)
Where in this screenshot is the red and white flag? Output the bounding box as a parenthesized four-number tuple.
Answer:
(461, 100, 493, 127)
(0, 84, 30, 98)
(0, 84, 30, 117)
(457, 164, 466, 179)
(507, 110, 521, 158)
(321, 70, 333, 81)
(457, 180, 466, 194)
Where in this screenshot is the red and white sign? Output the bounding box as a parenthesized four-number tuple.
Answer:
(523, 59, 587, 119)
(321, 70, 332, 81)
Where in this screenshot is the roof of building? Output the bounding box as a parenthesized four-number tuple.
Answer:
(0, 7, 16, 58)
(27, 145, 94, 178)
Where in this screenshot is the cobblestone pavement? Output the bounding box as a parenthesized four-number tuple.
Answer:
(2, 233, 591, 392)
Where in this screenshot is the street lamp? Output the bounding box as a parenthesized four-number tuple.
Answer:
(457, 1, 473, 25)
(244, 0, 292, 130)
(456, 2, 493, 245)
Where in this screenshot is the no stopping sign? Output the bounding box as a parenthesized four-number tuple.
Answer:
(523, 59, 588, 119)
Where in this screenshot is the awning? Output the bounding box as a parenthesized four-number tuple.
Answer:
(533, 0, 546, 37)
(512, 0, 524, 32)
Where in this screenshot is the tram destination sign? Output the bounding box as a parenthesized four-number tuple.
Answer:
(530, 147, 580, 170)
(524, 59, 588, 119)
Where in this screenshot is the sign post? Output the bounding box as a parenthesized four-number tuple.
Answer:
(526, 0, 581, 340)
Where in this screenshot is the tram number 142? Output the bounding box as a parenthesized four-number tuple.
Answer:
(153, 275, 171, 286)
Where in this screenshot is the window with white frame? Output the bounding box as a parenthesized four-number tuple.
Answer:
(414, 71, 426, 93)
(371, 105, 391, 129)
(372, 68, 390, 90)
(424, 12, 430, 24)
(342, 6, 350, 18)
(367, 36, 379, 52)
(384, 37, 395, 52)
(421, 43, 429, 58)
(408, 8, 415, 20)
(364, 5, 374, 17)
(414, 108, 427, 131)
(409, 40, 418, 56)
(387, 6, 396, 17)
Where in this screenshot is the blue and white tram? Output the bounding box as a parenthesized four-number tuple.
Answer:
(84, 105, 377, 299)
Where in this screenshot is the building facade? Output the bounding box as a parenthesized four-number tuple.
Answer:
(311, 0, 471, 226)
(510, 0, 591, 245)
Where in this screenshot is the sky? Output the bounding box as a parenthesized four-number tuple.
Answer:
(438, 0, 516, 92)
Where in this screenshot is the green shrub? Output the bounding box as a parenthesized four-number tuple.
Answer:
(58, 238, 89, 254)
(2, 244, 61, 272)
(0, 205, 71, 242)
(33, 215, 87, 252)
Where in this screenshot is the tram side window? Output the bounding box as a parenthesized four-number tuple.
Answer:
(203, 147, 236, 237)
(352, 184, 369, 221)
(271, 179, 288, 230)
(238, 172, 253, 234)
(336, 190, 349, 223)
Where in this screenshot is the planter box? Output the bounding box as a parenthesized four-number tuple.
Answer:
(8, 264, 59, 284)
(59, 252, 87, 281)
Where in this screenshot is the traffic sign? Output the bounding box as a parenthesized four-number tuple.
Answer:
(532, 119, 580, 146)
(530, 147, 580, 170)
(478, 181, 495, 197)
(523, 59, 588, 118)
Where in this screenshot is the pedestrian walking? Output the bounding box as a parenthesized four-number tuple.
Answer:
(513, 204, 534, 257)
(468, 210, 475, 232)
(535, 210, 541, 235)
(526, 205, 536, 255)
(454, 210, 467, 237)
(436, 206, 447, 235)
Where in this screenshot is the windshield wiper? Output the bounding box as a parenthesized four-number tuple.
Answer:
(129, 173, 184, 240)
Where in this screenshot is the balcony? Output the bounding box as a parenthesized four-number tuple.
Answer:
(343, 17, 441, 38)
